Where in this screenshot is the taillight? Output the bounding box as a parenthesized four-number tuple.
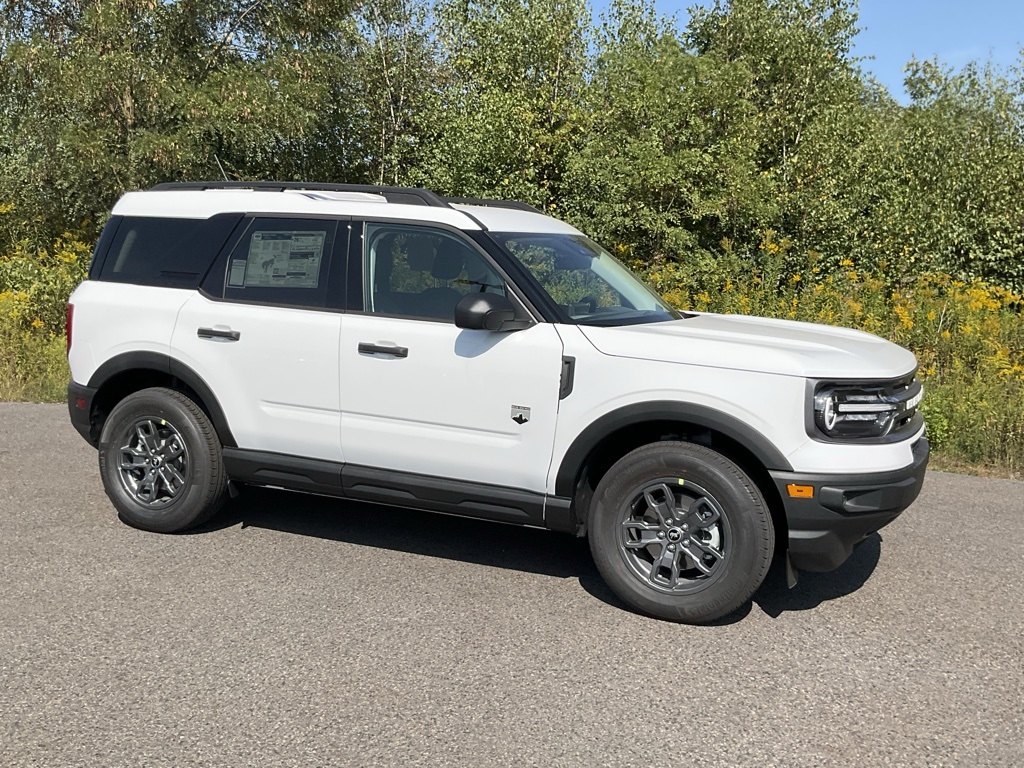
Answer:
(66, 303, 74, 357)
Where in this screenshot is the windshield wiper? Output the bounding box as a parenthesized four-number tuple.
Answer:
(577, 309, 685, 327)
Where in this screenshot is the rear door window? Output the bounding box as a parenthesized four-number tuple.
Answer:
(219, 218, 339, 309)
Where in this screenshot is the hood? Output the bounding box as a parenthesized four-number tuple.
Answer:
(578, 313, 917, 380)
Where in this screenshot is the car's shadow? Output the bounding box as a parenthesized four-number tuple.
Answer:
(200, 487, 881, 623)
(753, 534, 882, 618)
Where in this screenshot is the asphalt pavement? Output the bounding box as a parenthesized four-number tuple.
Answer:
(1, 403, 1022, 767)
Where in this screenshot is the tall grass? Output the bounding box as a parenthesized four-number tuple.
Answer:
(0, 327, 68, 402)
(0, 237, 87, 402)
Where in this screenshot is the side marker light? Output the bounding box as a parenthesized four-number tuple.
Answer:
(787, 484, 815, 499)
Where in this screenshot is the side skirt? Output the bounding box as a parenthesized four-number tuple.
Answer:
(222, 448, 573, 532)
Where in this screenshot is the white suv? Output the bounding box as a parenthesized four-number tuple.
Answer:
(67, 182, 929, 623)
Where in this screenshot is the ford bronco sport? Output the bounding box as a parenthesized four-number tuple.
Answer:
(67, 182, 929, 623)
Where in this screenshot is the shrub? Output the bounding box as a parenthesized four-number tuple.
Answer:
(0, 237, 88, 402)
(0, 237, 91, 334)
(639, 238, 1024, 477)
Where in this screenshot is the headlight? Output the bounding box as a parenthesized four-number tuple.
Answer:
(813, 378, 923, 440)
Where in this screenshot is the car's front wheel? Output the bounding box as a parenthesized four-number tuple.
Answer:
(589, 441, 774, 624)
(98, 387, 227, 533)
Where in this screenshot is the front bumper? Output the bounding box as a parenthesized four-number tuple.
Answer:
(770, 438, 930, 572)
(67, 380, 99, 446)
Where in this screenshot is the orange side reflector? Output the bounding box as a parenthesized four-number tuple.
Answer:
(787, 484, 815, 499)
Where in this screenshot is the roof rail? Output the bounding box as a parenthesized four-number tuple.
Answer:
(444, 197, 544, 215)
(149, 181, 451, 208)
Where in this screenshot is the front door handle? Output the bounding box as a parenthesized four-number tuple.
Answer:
(198, 327, 241, 341)
(358, 342, 408, 358)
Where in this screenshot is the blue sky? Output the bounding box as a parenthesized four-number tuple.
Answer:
(598, 1, 1024, 103)
(853, 0, 1024, 100)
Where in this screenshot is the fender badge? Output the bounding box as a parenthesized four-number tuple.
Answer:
(511, 405, 530, 425)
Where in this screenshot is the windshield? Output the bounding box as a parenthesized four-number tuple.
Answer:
(491, 232, 680, 326)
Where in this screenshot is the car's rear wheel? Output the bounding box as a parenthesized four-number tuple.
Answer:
(98, 387, 227, 533)
(589, 441, 774, 624)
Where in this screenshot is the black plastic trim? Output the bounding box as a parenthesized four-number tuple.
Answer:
(86, 351, 237, 448)
(220, 449, 551, 528)
(444, 197, 544, 214)
(87, 350, 171, 386)
(151, 181, 452, 208)
(343, 466, 546, 526)
(326, 221, 352, 312)
(543, 495, 580, 535)
(345, 221, 364, 311)
(774, 438, 930, 572)
(223, 449, 344, 496)
(559, 356, 575, 400)
(554, 401, 793, 497)
(67, 380, 99, 445)
(166, 358, 237, 447)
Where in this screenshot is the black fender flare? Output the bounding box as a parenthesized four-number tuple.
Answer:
(86, 351, 237, 447)
(553, 401, 793, 497)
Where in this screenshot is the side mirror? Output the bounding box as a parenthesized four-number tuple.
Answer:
(455, 293, 518, 331)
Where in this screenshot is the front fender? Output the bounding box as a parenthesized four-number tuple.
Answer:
(553, 400, 793, 498)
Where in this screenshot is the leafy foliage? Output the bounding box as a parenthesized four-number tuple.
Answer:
(411, 0, 590, 205)
(1, 0, 1023, 472)
(2, 0, 1024, 294)
(562, 1, 771, 260)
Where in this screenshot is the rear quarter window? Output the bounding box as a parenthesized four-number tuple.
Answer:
(97, 215, 242, 288)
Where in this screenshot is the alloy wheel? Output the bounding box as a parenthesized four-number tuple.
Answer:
(116, 418, 189, 507)
(616, 479, 730, 594)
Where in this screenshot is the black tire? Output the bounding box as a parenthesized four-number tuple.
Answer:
(98, 387, 228, 533)
(588, 441, 774, 624)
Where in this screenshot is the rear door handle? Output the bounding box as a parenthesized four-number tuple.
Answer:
(198, 327, 241, 341)
(358, 342, 408, 358)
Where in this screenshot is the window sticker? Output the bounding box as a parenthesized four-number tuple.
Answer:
(228, 259, 247, 287)
(244, 231, 326, 289)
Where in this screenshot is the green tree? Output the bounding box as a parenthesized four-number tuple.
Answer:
(412, 0, 590, 208)
(890, 59, 1024, 291)
(0, 0, 362, 248)
(682, 0, 880, 270)
(350, 0, 436, 186)
(563, 0, 771, 262)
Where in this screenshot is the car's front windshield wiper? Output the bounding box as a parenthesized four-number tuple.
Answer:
(575, 309, 687, 327)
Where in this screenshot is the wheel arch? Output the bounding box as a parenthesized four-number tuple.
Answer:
(86, 352, 237, 448)
(555, 402, 793, 540)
